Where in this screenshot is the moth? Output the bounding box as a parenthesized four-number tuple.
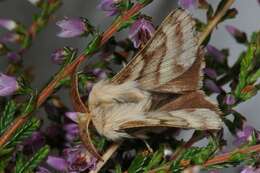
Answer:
(77, 9, 223, 159)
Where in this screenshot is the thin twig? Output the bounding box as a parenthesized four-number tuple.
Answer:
(204, 143, 260, 166)
(90, 142, 122, 173)
(198, 0, 235, 45)
(148, 143, 260, 173)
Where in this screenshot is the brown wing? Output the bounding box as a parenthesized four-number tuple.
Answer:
(158, 91, 221, 114)
(112, 9, 202, 93)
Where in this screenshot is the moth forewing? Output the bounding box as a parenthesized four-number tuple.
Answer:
(111, 9, 200, 93)
(88, 9, 223, 143)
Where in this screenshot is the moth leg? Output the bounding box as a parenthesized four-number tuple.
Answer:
(131, 134, 153, 153)
(142, 139, 153, 153)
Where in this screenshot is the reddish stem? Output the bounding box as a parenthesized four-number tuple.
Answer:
(204, 144, 260, 166)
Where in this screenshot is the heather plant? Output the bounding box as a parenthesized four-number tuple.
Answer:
(0, 0, 259, 173)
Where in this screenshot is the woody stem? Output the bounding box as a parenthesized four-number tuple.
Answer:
(198, 0, 235, 45)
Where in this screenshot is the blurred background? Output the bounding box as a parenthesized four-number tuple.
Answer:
(0, 0, 259, 172)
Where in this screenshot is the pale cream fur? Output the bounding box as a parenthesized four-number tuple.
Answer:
(89, 80, 152, 140)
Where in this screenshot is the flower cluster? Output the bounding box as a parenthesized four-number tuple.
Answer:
(46, 145, 97, 172)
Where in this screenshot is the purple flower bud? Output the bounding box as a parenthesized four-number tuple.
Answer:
(51, 48, 67, 64)
(92, 68, 108, 79)
(234, 125, 255, 146)
(47, 156, 68, 171)
(0, 32, 20, 43)
(63, 145, 97, 171)
(129, 18, 155, 48)
(204, 79, 222, 93)
(206, 45, 225, 63)
(6, 52, 21, 63)
(203, 68, 217, 79)
(36, 167, 51, 173)
(97, 0, 119, 16)
(63, 123, 79, 142)
(56, 18, 86, 38)
(225, 25, 239, 36)
(0, 19, 17, 31)
(0, 73, 18, 96)
(241, 166, 260, 173)
(65, 112, 79, 123)
(178, 0, 198, 9)
(225, 25, 247, 43)
(224, 94, 236, 105)
(22, 132, 45, 154)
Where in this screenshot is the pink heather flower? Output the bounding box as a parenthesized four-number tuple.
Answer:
(234, 125, 256, 146)
(206, 45, 225, 63)
(241, 166, 260, 173)
(0, 73, 18, 96)
(203, 68, 217, 79)
(64, 112, 80, 141)
(97, 0, 119, 16)
(204, 79, 222, 93)
(47, 156, 68, 171)
(22, 132, 45, 154)
(0, 19, 17, 31)
(51, 48, 67, 64)
(63, 145, 97, 171)
(92, 68, 108, 79)
(65, 112, 79, 123)
(225, 25, 247, 43)
(178, 0, 198, 9)
(47, 145, 97, 172)
(0, 32, 20, 43)
(56, 18, 86, 38)
(225, 25, 239, 36)
(129, 18, 155, 48)
(6, 52, 21, 63)
(63, 123, 79, 142)
(224, 94, 236, 105)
